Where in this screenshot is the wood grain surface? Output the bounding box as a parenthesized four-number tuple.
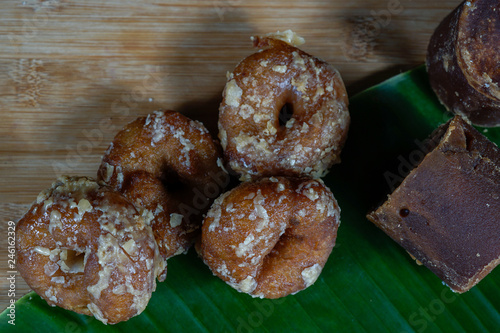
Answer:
(0, 0, 462, 311)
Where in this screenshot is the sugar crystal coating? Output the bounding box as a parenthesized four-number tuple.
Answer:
(219, 33, 350, 181)
(199, 176, 340, 299)
(16, 176, 163, 324)
(98, 110, 228, 276)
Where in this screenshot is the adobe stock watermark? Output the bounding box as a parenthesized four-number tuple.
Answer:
(383, 134, 441, 191)
(232, 297, 287, 333)
(401, 287, 457, 333)
(5, 221, 17, 326)
(64, 320, 83, 333)
(341, 0, 405, 61)
(51, 66, 164, 176)
(212, 0, 243, 21)
(8, 0, 61, 45)
(383, 113, 452, 191)
(178, 168, 232, 223)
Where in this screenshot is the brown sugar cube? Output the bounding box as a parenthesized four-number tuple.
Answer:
(426, 0, 500, 127)
(367, 116, 500, 293)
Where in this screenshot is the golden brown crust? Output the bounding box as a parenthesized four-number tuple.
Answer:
(219, 34, 350, 181)
(98, 110, 228, 274)
(15, 176, 162, 324)
(198, 176, 340, 298)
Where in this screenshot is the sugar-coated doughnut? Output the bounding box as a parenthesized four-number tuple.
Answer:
(98, 110, 228, 278)
(198, 176, 340, 298)
(15, 176, 163, 324)
(218, 31, 350, 181)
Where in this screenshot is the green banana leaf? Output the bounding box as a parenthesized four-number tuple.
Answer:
(2, 65, 499, 332)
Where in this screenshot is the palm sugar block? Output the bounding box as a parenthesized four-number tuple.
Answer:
(426, 0, 500, 127)
(367, 116, 500, 293)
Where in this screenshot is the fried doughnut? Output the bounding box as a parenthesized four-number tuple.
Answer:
(15, 176, 163, 324)
(198, 176, 340, 298)
(218, 31, 350, 181)
(98, 110, 228, 277)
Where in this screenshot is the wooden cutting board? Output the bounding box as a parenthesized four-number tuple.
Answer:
(0, 0, 462, 310)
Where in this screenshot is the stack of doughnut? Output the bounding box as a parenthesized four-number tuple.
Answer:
(197, 30, 350, 298)
(16, 111, 227, 324)
(15, 30, 349, 323)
